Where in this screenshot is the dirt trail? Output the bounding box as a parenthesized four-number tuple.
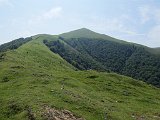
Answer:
(43, 106, 85, 120)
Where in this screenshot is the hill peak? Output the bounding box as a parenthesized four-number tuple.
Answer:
(77, 27, 91, 30)
(67, 27, 95, 32)
(60, 28, 128, 44)
(60, 28, 107, 39)
(75, 28, 94, 32)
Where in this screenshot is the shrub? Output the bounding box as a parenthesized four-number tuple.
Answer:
(1, 76, 9, 82)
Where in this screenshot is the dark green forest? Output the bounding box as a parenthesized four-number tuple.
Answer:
(0, 37, 32, 52)
(44, 37, 160, 87)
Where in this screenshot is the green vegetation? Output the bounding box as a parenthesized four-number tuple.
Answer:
(153, 47, 160, 54)
(0, 37, 32, 52)
(0, 34, 160, 120)
(44, 39, 107, 71)
(43, 28, 160, 87)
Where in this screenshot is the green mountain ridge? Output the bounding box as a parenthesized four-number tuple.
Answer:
(0, 29, 160, 120)
(0, 28, 160, 87)
(60, 28, 133, 44)
(46, 28, 160, 87)
(60, 28, 154, 48)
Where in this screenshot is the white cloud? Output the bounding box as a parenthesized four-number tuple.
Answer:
(28, 6, 63, 25)
(66, 6, 160, 47)
(43, 7, 62, 20)
(139, 5, 160, 24)
(147, 25, 160, 45)
(15, 30, 32, 38)
(121, 31, 145, 36)
(139, 5, 151, 24)
(86, 15, 142, 37)
(154, 9, 160, 23)
(138, 5, 160, 47)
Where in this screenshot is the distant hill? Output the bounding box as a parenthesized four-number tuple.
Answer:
(0, 37, 32, 52)
(0, 34, 160, 120)
(44, 28, 160, 87)
(60, 28, 129, 43)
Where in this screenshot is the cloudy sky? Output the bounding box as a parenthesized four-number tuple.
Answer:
(0, 0, 160, 47)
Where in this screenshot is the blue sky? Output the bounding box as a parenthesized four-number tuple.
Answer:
(0, 0, 160, 47)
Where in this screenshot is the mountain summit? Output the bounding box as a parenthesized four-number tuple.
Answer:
(60, 28, 102, 38)
(60, 28, 119, 41)
(60, 28, 136, 44)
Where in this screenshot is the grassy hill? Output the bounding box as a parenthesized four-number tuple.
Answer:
(0, 34, 160, 120)
(60, 28, 129, 44)
(43, 28, 160, 87)
(0, 37, 32, 52)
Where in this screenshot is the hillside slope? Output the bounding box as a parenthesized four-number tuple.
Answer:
(60, 28, 128, 43)
(0, 37, 32, 52)
(43, 28, 160, 87)
(0, 35, 160, 120)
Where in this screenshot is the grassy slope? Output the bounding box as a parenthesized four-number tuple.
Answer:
(61, 28, 160, 53)
(60, 28, 129, 44)
(60, 28, 147, 47)
(0, 35, 160, 120)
